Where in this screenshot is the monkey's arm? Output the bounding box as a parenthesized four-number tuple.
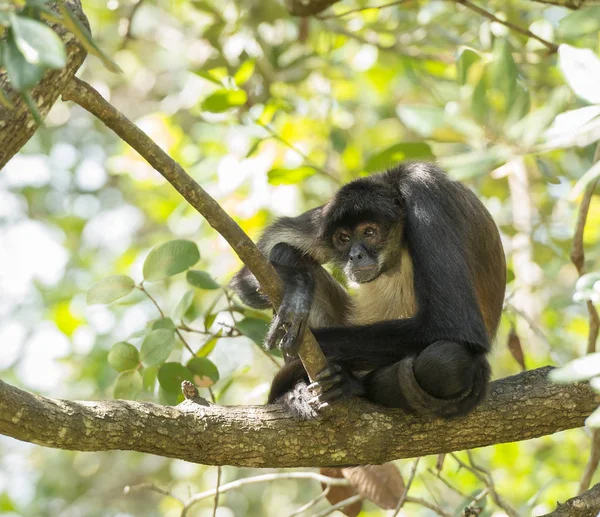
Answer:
(230, 206, 329, 309)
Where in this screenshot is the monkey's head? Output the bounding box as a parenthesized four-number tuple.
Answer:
(320, 176, 405, 284)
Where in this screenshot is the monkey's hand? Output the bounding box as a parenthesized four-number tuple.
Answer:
(263, 267, 314, 358)
(306, 364, 365, 414)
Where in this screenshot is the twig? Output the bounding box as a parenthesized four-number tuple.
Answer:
(570, 142, 600, 355)
(427, 468, 470, 499)
(124, 482, 184, 506)
(181, 472, 350, 516)
(137, 283, 195, 355)
(450, 453, 520, 517)
(454, 0, 559, 53)
(62, 77, 328, 380)
(322, 22, 454, 63)
(405, 496, 453, 517)
(255, 120, 341, 184)
(317, 0, 413, 19)
(310, 494, 363, 517)
(579, 430, 600, 494)
(119, 0, 145, 49)
(288, 486, 330, 516)
(212, 467, 222, 517)
(392, 457, 420, 516)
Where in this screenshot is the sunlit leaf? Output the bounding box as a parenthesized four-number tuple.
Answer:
(143, 240, 200, 281)
(569, 161, 600, 201)
(237, 317, 268, 345)
(113, 370, 142, 400)
(10, 13, 65, 68)
(158, 362, 194, 393)
(396, 105, 445, 137)
(234, 59, 255, 86)
(267, 166, 316, 185)
(586, 405, 600, 428)
(87, 275, 135, 305)
(201, 89, 247, 113)
(187, 270, 220, 290)
(558, 44, 600, 104)
(187, 357, 219, 387)
(545, 106, 600, 141)
(457, 47, 480, 85)
(550, 354, 600, 383)
(108, 342, 140, 372)
(197, 330, 222, 357)
(140, 328, 175, 367)
(142, 365, 158, 392)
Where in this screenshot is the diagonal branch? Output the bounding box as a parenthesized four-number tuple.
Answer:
(540, 482, 600, 517)
(1, 367, 598, 468)
(61, 78, 327, 379)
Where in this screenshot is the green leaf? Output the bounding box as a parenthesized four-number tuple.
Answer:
(152, 317, 176, 330)
(58, 4, 122, 73)
(490, 38, 518, 104)
(471, 76, 488, 125)
(108, 342, 140, 371)
(158, 362, 194, 393)
(558, 6, 600, 38)
(140, 328, 175, 367)
(204, 312, 217, 330)
(187, 270, 220, 290)
(237, 317, 269, 345)
(187, 357, 220, 387)
(267, 166, 316, 185)
(365, 143, 434, 173)
(550, 354, 600, 383)
(2, 37, 45, 91)
(558, 44, 600, 105)
(234, 59, 255, 86)
(172, 290, 195, 321)
(113, 370, 142, 400)
(143, 240, 200, 281)
(197, 330, 222, 357)
(142, 365, 158, 392)
(457, 47, 480, 85)
(193, 69, 224, 85)
(10, 13, 65, 68)
(201, 89, 247, 113)
(397, 106, 445, 137)
(87, 275, 135, 305)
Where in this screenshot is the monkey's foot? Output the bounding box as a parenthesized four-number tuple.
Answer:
(306, 364, 364, 413)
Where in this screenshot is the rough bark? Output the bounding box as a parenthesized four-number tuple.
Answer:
(0, 1, 88, 169)
(541, 482, 600, 517)
(0, 367, 597, 468)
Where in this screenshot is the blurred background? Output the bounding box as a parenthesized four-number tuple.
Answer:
(1, 0, 600, 515)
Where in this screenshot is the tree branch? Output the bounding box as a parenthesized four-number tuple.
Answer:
(284, 0, 600, 16)
(0, 0, 88, 169)
(1, 367, 598, 468)
(61, 78, 327, 379)
(540, 482, 600, 517)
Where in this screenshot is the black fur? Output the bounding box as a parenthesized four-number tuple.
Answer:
(231, 162, 506, 420)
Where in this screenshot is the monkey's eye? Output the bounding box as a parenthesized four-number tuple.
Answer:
(338, 233, 351, 244)
(364, 227, 376, 237)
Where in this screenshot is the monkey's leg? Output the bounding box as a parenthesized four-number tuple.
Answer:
(363, 340, 490, 418)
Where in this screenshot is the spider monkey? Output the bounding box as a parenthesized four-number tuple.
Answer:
(231, 162, 506, 420)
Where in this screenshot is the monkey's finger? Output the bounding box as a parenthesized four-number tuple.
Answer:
(307, 374, 343, 395)
(314, 364, 342, 382)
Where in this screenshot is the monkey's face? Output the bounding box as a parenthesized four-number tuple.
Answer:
(332, 221, 386, 283)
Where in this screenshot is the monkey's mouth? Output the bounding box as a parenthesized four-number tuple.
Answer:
(349, 266, 380, 284)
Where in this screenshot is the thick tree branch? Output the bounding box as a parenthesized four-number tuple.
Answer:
(540, 482, 600, 517)
(61, 78, 327, 379)
(1, 367, 597, 468)
(0, 0, 88, 169)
